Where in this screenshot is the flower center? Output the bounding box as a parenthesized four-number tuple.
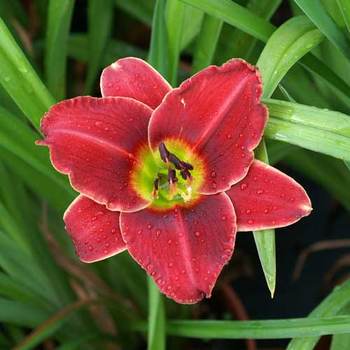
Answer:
(131, 139, 205, 210)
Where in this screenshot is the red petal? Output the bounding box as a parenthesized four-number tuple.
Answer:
(120, 193, 236, 304)
(39, 96, 151, 212)
(149, 59, 267, 194)
(226, 160, 312, 231)
(64, 195, 126, 263)
(100, 57, 172, 109)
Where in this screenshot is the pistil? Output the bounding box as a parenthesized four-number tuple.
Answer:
(154, 142, 195, 201)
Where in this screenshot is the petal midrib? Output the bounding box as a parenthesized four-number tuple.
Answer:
(174, 209, 201, 294)
(192, 77, 250, 152)
(50, 128, 136, 159)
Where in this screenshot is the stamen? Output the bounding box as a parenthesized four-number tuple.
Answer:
(152, 178, 160, 199)
(159, 142, 169, 163)
(180, 161, 194, 171)
(167, 169, 178, 184)
(180, 169, 192, 180)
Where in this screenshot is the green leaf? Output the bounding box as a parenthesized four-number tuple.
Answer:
(337, 0, 350, 33)
(295, 0, 350, 60)
(45, 0, 75, 100)
(114, 0, 155, 25)
(85, 0, 114, 94)
(192, 14, 223, 73)
(0, 107, 73, 197)
(252, 142, 276, 297)
(181, 0, 274, 41)
(67, 34, 147, 66)
(257, 16, 324, 98)
(148, 0, 168, 77)
(166, 0, 186, 85)
(166, 315, 350, 339)
(148, 279, 165, 350)
(0, 18, 55, 130)
(265, 99, 350, 162)
(332, 333, 350, 350)
(0, 298, 49, 327)
(181, 0, 350, 108)
(287, 280, 350, 349)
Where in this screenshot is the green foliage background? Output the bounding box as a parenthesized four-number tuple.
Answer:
(0, 0, 350, 349)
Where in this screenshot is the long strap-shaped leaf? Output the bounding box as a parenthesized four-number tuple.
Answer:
(265, 99, 350, 162)
(180, 0, 350, 106)
(295, 0, 350, 60)
(45, 0, 75, 100)
(287, 280, 350, 349)
(0, 18, 55, 130)
(166, 315, 350, 339)
(85, 0, 114, 94)
(252, 15, 323, 296)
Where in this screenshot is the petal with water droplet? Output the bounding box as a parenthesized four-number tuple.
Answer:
(226, 160, 312, 231)
(100, 57, 171, 109)
(120, 193, 237, 304)
(38, 96, 151, 212)
(149, 59, 267, 194)
(64, 195, 126, 263)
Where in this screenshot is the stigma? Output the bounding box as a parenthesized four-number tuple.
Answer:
(152, 142, 194, 201)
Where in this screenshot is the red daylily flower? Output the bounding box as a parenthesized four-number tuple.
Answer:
(38, 57, 312, 304)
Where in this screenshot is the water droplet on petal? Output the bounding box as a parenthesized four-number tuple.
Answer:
(264, 208, 269, 214)
(240, 183, 248, 190)
(221, 215, 227, 221)
(211, 171, 216, 178)
(248, 219, 254, 224)
(245, 209, 251, 214)
(256, 189, 264, 195)
(194, 231, 200, 237)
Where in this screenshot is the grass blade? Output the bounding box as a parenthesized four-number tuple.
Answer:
(166, 0, 186, 85)
(148, 0, 168, 77)
(257, 16, 324, 98)
(45, 0, 75, 100)
(0, 18, 55, 129)
(166, 316, 350, 339)
(265, 99, 350, 162)
(337, 0, 350, 33)
(85, 0, 114, 94)
(114, 0, 155, 25)
(295, 0, 350, 60)
(192, 14, 223, 73)
(287, 280, 350, 349)
(148, 279, 165, 350)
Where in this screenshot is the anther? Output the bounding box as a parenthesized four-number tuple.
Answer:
(167, 169, 178, 184)
(180, 168, 191, 180)
(152, 178, 160, 199)
(159, 142, 169, 163)
(168, 154, 183, 170)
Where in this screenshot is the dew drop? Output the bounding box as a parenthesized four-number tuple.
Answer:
(240, 153, 245, 158)
(194, 231, 200, 237)
(95, 121, 102, 127)
(147, 224, 152, 229)
(240, 183, 248, 190)
(256, 189, 264, 195)
(245, 209, 251, 214)
(168, 262, 173, 268)
(156, 229, 161, 237)
(167, 239, 172, 244)
(248, 219, 254, 224)
(226, 133, 232, 139)
(211, 170, 217, 178)
(264, 208, 269, 214)
(137, 229, 142, 235)
(221, 215, 227, 221)
(88, 245, 93, 251)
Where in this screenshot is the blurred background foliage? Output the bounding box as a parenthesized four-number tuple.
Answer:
(0, 0, 350, 349)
